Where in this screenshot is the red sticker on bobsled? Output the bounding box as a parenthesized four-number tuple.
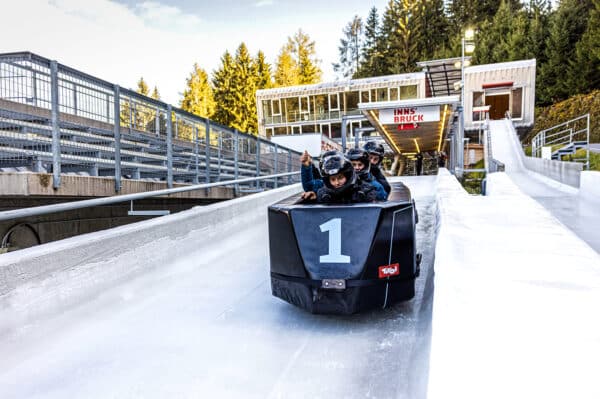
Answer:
(378, 263, 400, 278)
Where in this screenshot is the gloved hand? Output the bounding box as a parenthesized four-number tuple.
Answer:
(320, 193, 332, 202)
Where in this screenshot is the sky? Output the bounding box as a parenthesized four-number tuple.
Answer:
(1, 0, 389, 105)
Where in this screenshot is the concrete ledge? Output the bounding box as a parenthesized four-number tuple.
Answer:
(0, 183, 301, 332)
(0, 173, 233, 199)
(429, 170, 600, 398)
(580, 171, 600, 200)
(522, 156, 582, 188)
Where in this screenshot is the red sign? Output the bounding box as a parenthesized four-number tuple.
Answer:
(397, 123, 419, 131)
(378, 263, 400, 278)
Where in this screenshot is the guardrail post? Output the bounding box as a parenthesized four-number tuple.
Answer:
(256, 138, 261, 190)
(205, 121, 211, 185)
(166, 104, 173, 188)
(113, 85, 122, 192)
(50, 60, 61, 189)
(586, 113, 590, 170)
(73, 83, 78, 116)
(193, 125, 199, 184)
(234, 129, 239, 195)
(274, 143, 279, 188)
(217, 132, 222, 181)
(155, 107, 160, 136)
(287, 149, 292, 185)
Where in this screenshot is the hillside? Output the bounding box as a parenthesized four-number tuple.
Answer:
(526, 90, 600, 144)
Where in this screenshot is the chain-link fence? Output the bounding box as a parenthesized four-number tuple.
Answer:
(0, 52, 301, 192)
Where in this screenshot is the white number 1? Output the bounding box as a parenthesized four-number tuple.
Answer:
(319, 218, 350, 263)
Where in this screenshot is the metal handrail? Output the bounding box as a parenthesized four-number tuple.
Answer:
(530, 114, 590, 169)
(0, 171, 300, 222)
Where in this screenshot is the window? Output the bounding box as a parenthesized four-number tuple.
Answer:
(272, 99, 281, 115)
(360, 90, 370, 103)
(329, 93, 339, 110)
(284, 97, 299, 122)
(511, 88, 522, 119)
(300, 96, 309, 113)
(262, 100, 271, 117)
(345, 91, 359, 112)
(376, 88, 388, 102)
(400, 85, 417, 99)
(389, 87, 399, 101)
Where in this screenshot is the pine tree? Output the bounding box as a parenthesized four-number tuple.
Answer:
(151, 86, 160, 100)
(255, 50, 273, 89)
(474, 0, 516, 64)
(524, 0, 551, 65)
(381, 0, 422, 74)
(417, 0, 450, 60)
(538, 0, 594, 104)
(181, 63, 215, 119)
(333, 15, 363, 78)
(567, 0, 600, 95)
(136, 77, 150, 96)
(359, 6, 386, 77)
(231, 42, 258, 134)
(292, 29, 322, 84)
(212, 51, 237, 127)
(274, 42, 299, 87)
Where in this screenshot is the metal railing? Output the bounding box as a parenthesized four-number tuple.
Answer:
(530, 114, 590, 169)
(481, 111, 504, 173)
(0, 171, 299, 223)
(0, 52, 302, 191)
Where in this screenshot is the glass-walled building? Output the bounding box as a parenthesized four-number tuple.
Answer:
(256, 73, 426, 141)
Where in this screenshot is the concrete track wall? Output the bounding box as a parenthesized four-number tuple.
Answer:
(0, 184, 302, 333)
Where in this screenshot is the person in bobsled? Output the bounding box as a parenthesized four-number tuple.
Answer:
(345, 148, 388, 200)
(301, 151, 376, 204)
(363, 141, 391, 195)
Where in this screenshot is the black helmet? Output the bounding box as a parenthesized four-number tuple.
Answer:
(346, 148, 371, 180)
(319, 151, 356, 193)
(363, 141, 385, 165)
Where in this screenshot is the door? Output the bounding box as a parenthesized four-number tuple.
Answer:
(485, 94, 509, 120)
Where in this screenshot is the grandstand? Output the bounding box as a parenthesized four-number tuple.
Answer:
(0, 52, 300, 192)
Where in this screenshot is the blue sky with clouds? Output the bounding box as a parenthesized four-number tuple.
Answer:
(0, 0, 386, 104)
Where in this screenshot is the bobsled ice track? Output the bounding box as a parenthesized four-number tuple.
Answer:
(0, 177, 438, 399)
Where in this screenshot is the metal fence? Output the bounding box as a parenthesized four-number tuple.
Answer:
(0, 52, 301, 192)
(530, 114, 590, 169)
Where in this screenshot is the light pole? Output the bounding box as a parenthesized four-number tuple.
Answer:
(457, 28, 475, 176)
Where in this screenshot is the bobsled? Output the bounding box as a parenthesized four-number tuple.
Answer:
(268, 182, 419, 315)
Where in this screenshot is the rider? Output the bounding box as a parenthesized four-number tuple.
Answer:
(302, 151, 376, 204)
(345, 148, 387, 200)
(363, 141, 391, 195)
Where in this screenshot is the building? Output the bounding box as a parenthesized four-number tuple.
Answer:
(255, 58, 536, 161)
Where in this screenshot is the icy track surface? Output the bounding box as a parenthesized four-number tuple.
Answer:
(0, 176, 437, 399)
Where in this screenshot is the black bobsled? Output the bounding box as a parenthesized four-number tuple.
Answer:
(268, 182, 419, 315)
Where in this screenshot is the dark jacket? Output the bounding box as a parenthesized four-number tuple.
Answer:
(301, 164, 324, 192)
(358, 172, 388, 200)
(316, 182, 377, 204)
(370, 165, 391, 194)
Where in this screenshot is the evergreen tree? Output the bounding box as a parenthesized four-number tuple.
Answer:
(255, 50, 273, 89)
(567, 0, 600, 95)
(291, 29, 322, 84)
(333, 15, 363, 78)
(231, 42, 258, 134)
(359, 6, 386, 77)
(474, 0, 517, 64)
(136, 77, 150, 96)
(417, 0, 450, 60)
(181, 63, 215, 119)
(538, 0, 594, 104)
(151, 86, 160, 100)
(274, 42, 299, 87)
(381, 0, 423, 74)
(524, 0, 551, 66)
(212, 51, 237, 127)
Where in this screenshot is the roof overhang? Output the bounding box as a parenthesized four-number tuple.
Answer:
(358, 95, 460, 155)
